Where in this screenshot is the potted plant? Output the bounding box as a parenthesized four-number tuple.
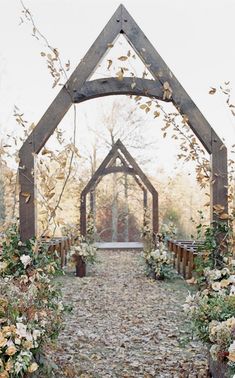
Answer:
(70, 241, 97, 278)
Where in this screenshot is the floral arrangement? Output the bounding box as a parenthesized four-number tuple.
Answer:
(184, 263, 235, 373)
(160, 222, 177, 239)
(0, 225, 66, 377)
(143, 239, 172, 280)
(70, 240, 97, 265)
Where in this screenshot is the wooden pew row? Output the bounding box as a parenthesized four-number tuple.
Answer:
(41, 236, 76, 268)
(167, 239, 204, 279)
(0, 235, 76, 269)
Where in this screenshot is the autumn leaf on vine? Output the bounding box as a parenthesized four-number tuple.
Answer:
(65, 60, 70, 71)
(163, 81, 173, 100)
(131, 82, 136, 89)
(107, 60, 112, 70)
(219, 213, 230, 220)
(213, 204, 225, 214)
(21, 191, 31, 203)
(116, 68, 124, 81)
(209, 87, 216, 95)
(154, 111, 160, 118)
(118, 56, 128, 61)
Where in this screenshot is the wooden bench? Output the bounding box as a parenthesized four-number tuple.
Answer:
(41, 236, 76, 268)
(167, 239, 204, 279)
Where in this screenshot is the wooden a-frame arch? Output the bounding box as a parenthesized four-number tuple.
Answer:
(19, 4, 228, 241)
(88, 147, 148, 219)
(80, 139, 158, 238)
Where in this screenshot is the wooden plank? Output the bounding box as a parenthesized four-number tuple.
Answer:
(95, 242, 143, 249)
(187, 248, 197, 279)
(102, 166, 135, 176)
(74, 78, 167, 103)
(143, 189, 147, 209)
(152, 192, 159, 235)
(117, 140, 157, 195)
(177, 244, 183, 274)
(81, 143, 120, 196)
(172, 242, 178, 268)
(121, 5, 213, 153)
(19, 147, 36, 241)
(211, 130, 228, 219)
(182, 247, 188, 278)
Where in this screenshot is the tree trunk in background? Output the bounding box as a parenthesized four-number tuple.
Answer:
(111, 171, 118, 242)
(124, 173, 129, 242)
(0, 178, 5, 222)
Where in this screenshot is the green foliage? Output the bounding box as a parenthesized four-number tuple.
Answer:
(162, 207, 187, 239)
(0, 224, 61, 278)
(86, 212, 95, 243)
(0, 225, 67, 377)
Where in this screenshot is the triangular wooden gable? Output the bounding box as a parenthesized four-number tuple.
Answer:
(80, 139, 158, 237)
(19, 4, 227, 240)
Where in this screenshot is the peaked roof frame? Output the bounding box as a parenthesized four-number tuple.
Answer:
(80, 139, 158, 238)
(19, 4, 228, 241)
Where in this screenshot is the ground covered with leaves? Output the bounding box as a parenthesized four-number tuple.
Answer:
(50, 250, 209, 378)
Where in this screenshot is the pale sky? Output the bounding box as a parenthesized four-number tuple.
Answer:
(0, 0, 235, 176)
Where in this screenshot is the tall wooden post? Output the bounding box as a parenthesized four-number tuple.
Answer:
(152, 192, 159, 237)
(19, 147, 36, 241)
(211, 131, 228, 219)
(80, 193, 87, 237)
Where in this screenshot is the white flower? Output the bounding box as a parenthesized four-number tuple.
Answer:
(28, 362, 39, 373)
(14, 362, 23, 374)
(228, 341, 235, 362)
(229, 275, 235, 283)
(210, 344, 220, 361)
(225, 317, 235, 329)
(211, 281, 221, 291)
(150, 250, 160, 259)
(204, 268, 222, 282)
(221, 267, 230, 276)
(185, 292, 195, 304)
(230, 285, 235, 296)
(16, 322, 27, 338)
(0, 261, 8, 272)
(14, 338, 21, 345)
(210, 269, 222, 281)
(57, 302, 64, 312)
(32, 329, 41, 341)
(20, 254, 31, 269)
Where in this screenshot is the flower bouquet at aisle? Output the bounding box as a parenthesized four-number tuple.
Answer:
(0, 225, 68, 377)
(69, 239, 97, 277)
(184, 264, 235, 377)
(143, 238, 172, 280)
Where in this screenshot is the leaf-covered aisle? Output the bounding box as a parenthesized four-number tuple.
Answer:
(51, 250, 208, 378)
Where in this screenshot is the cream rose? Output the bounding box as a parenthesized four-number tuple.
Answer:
(0, 337, 7, 348)
(20, 254, 31, 269)
(27, 362, 39, 373)
(6, 345, 17, 356)
(228, 341, 235, 362)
